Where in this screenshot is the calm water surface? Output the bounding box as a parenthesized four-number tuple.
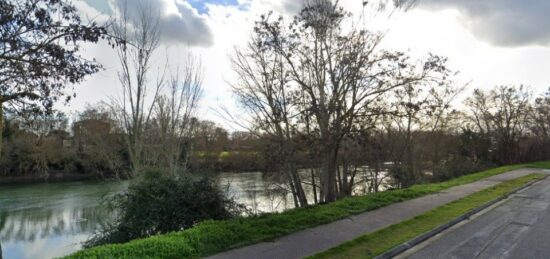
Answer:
(0, 180, 127, 259)
(0, 170, 389, 258)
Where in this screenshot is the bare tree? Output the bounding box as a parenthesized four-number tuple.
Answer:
(250, 0, 447, 202)
(231, 33, 309, 207)
(387, 76, 462, 187)
(465, 86, 531, 164)
(150, 56, 203, 175)
(110, 1, 164, 175)
(531, 88, 550, 139)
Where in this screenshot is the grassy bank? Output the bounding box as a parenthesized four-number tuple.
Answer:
(68, 161, 550, 259)
(311, 173, 545, 259)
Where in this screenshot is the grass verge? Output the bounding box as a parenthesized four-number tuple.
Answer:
(311, 173, 545, 259)
(68, 162, 550, 259)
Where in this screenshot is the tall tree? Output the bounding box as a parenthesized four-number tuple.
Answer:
(0, 0, 106, 158)
(232, 33, 309, 207)
(149, 57, 203, 175)
(465, 86, 531, 164)
(251, 0, 447, 202)
(388, 77, 461, 187)
(110, 1, 164, 175)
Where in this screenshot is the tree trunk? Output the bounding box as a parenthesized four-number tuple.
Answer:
(336, 166, 342, 195)
(0, 100, 3, 161)
(321, 147, 338, 203)
(290, 164, 308, 207)
(287, 170, 300, 208)
(311, 168, 318, 204)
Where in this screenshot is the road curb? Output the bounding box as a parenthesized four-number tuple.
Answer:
(375, 175, 548, 259)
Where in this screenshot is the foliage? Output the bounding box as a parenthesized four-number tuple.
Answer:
(0, 0, 108, 160)
(68, 162, 550, 258)
(0, 108, 127, 180)
(0, 0, 106, 109)
(464, 86, 531, 165)
(0, 109, 264, 180)
(310, 173, 545, 259)
(432, 157, 489, 181)
(84, 170, 246, 247)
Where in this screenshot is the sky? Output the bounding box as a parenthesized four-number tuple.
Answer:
(68, 0, 550, 128)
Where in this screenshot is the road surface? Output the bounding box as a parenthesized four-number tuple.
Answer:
(400, 175, 550, 259)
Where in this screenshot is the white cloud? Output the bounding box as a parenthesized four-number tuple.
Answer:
(382, 8, 550, 95)
(419, 0, 550, 47)
(105, 0, 214, 46)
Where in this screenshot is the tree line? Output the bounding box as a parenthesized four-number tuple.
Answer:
(0, 107, 266, 180)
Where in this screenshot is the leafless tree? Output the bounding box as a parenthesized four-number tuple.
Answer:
(231, 34, 309, 207)
(250, 0, 447, 202)
(149, 56, 203, 175)
(110, 1, 164, 175)
(465, 85, 531, 164)
(531, 88, 550, 139)
(387, 76, 462, 187)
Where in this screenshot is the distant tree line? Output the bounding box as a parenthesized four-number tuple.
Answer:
(0, 107, 267, 181)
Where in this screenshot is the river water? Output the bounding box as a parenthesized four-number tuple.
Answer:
(0, 170, 389, 259)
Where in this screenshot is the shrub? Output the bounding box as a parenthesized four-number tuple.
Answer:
(433, 157, 489, 181)
(84, 170, 246, 247)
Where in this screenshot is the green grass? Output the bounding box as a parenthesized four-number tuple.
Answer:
(67, 161, 550, 259)
(311, 173, 545, 259)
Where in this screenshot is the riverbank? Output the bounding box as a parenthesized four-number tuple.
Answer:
(0, 166, 262, 185)
(67, 161, 550, 258)
(0, 173, 100, 185)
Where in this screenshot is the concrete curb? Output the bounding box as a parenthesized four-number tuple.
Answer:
(375, 175, 548, 259)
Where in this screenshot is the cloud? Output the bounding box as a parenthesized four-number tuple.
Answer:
(105, 0, 214, 46)
(75, 0, 110, 24)
(419, 0, 550, 47)
(237, 0, 303, 17)
(162, 0, 214, 46)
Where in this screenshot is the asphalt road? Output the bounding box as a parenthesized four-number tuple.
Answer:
(400, 175, 550, 259)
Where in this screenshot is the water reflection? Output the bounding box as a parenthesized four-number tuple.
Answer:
(219, 168, 391, 213)
(0, 181, 126, 259)
(219, 172, 295, 213)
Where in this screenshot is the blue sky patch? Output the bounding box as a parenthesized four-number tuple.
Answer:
(83, 0, 246, 16)
(84, 0, 112, 14)
(188, 0, 241, 14)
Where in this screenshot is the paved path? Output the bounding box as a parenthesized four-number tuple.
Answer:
(399, 175, 550, 259)
(207, 168, 547, 259)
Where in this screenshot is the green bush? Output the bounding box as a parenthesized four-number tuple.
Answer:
(433, 157, 490, 181)
(84, 170, 246, 247)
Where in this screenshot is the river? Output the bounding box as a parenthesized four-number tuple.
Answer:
(0, 170, 390, 259)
